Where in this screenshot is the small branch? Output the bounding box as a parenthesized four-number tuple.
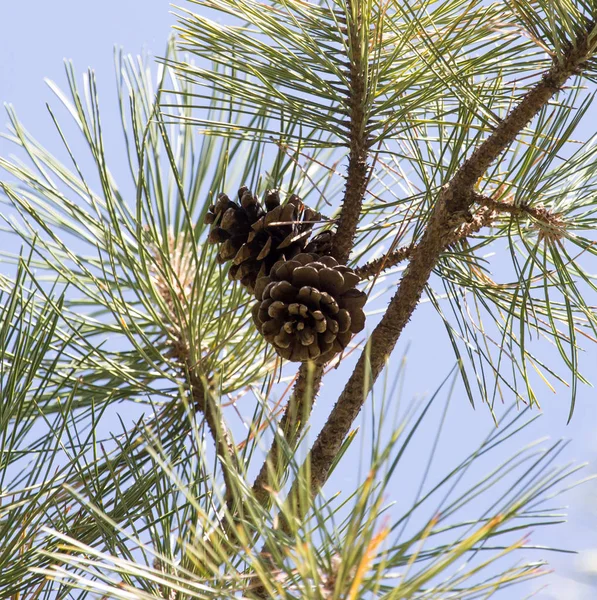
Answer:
(150, 234, 240, 512)
(473, 192, 566, 240)
(290, 24, 596, 503)
(187, 369, 240, 511)
(354, 244, 413, 279)
(252, 363, 323, 507)
(331, 1, 371, 264)
(355, 193, 568, 279)
(353, 211, 492, 280)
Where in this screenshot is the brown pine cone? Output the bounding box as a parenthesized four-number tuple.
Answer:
(204, 187, 321, 292)
(252, 253, 366, 363)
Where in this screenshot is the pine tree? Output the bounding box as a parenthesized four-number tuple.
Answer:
(2, 1, 597, 597)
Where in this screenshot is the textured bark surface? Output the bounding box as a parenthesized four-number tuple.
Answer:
(445, 33, 592, 213)
(330, 2, 370, 265)
(332, 149, 369, 264)
(307, 201, 455, 492)
(251, 0, 370, 510)
(293, 28, 595, 501)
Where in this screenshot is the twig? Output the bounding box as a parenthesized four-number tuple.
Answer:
(474, 193, 566, 241)
(354, 244, 413, 279)
(290, 24, 596, 504)
(186, 369, 240, 507)
(353, 207, 495, 279)
(354, 192, 568, 279)
(331, 0, 371, 264)
(252, 363, 323, 507)
(150, 234, 240, 512)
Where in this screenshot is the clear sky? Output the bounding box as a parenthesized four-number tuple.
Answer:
(1, 2, 597, 598)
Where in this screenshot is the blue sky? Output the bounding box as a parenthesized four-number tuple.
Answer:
(1, 1, 597, 598)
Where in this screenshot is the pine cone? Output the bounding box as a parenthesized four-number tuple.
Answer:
(252, 253, 366, 363)
(205, 187, 321, 292)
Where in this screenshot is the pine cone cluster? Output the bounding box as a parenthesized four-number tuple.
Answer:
(205, 185, 368, 363)
(205, 187, 321, 292)
(252, 253, 366, 363)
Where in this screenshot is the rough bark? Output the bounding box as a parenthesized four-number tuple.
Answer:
(330, 0, 371, 264)
(293, 26, 595, 501)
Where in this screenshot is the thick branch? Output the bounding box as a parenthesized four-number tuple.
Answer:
(250, 3, 371, 516)
(302, 202, 459, 495)
(256, 1, 370, 510)
(252, 363, 324, 507)
(292, 28, 595, 501)
(331, 3, 371, 264)
(445, 32, 593, 213)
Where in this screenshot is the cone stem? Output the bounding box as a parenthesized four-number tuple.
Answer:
(252, 362, 323, 507)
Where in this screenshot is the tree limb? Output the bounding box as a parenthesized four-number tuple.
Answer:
(258, 0, 371, 510)
(251, 1, 371, 511)
(292, 24, 596, 502)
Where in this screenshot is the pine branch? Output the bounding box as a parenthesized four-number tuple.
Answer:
(151, 235, 240, 511)
(291, 23, 597, 501)
(252, 363, 323, 507)
(263, 2, 373, 496)
(252, 1, 374, 509)
(354, 192, 565, 278)
(188, 370, 240, 511)
(474, 192, 567, 241)
(354, 243, 414, 279)
(331, 3, 372, 264)
(354, 209, 494, 279)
